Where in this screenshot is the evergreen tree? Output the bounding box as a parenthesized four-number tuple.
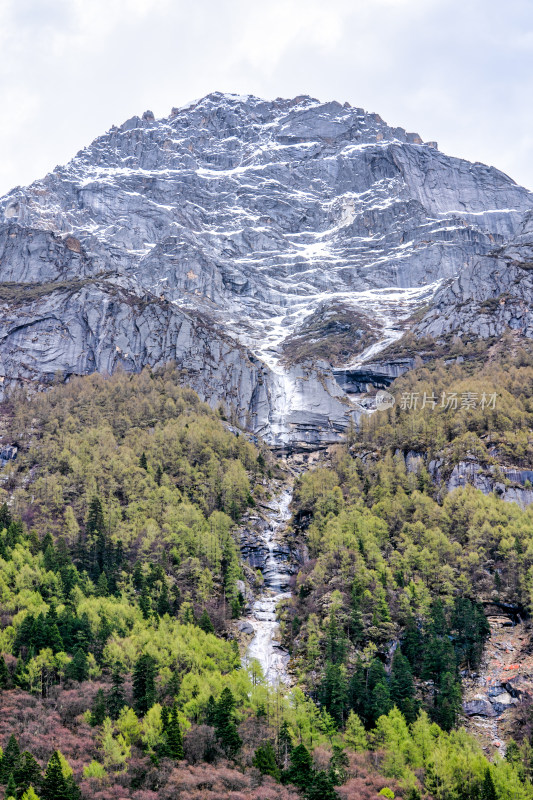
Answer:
(156, 580, 170, 616)
(328, 744, 349, 785)
(283, 743, 313, 789)
(107, 666, 126, 720)
(433, 671, 461, 732)
(481, 766, 497, 800)
(90, 689, 107, 726)
(96, 572, 108, 597)
(390, 650, 417, 723)
(41, 752, 80, 800)
(155, 464, 163, 486)
(0, 655, 9, 688)
(139, 452, 148, 470)
(86, 497, 105, 538)
(0, 502, 12, 530)
(65, 648, 88, 683)
(277, 720, 293, 769)
(165, 704, 184, 760)
(139, 585, 152, 620)
(306, 770, 337, 800)
(13, 752, 42, 798)
(132, 561, 144, 591)
(369, 681, 392, 726)
(132, 654, 156, 715)
(319, 662, 348, 725)
(402, 616, 423, 677)
(214, 688, 242, 757)
(5, 772, 16, 800)
(0, 735, 20, 782)
(252, 742, 280, 780)
(205, 694, 217, 726)
(198, 609, 214, 634)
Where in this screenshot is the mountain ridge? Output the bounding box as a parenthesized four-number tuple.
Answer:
(1, 93, 532, 448)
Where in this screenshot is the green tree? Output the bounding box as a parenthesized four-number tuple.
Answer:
(252, 742, 280, 780)
(5, 773, 17, 800)
(390, 650, 417, 723)
(481, 766, 497, 800)
(139, 452, 148, 470)
(0, 735, 20, 782)
(165, 704, 184, 760)
(283, 743, 313, 789)
(133, 654, 156, 715)
(214, 687, 242, 757)
(13, 752, 42, 799)
(65, 648, 88, 683)
(0, 655, 9, 688)
(306, 771, 337, 800)
(107, 666, 126, 720)
(198, 609, 214, 634)
(41, 752, 80, 800)
(90, 689, 107, 727)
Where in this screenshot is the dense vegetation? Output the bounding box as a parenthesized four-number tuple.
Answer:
(0, 355, 532, 799)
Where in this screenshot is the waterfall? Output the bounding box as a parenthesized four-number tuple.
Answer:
(244, 486, 293, 684)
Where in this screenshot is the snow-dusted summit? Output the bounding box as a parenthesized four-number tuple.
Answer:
(1, 93, 532, 447)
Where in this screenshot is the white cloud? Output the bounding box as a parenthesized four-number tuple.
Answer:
(0, 0, 532, 194)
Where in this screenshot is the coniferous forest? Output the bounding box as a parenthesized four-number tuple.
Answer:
(1, 352, 533, 799)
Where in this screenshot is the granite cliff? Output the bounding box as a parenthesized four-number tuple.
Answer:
(1, 93, 532, 447)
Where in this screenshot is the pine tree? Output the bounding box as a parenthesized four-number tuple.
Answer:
(5, 772, 17, 799)
(90, 689, 107, 726)
(139, 585, 152, 620)
(41, 751, 80, 800)
(132, 654, 156, 715)
(166, 704, 184, 760)
(390, 650, 417, 723)
(139, 452, 148, 470)
(214, 688, 242, 757)
(306, 770, 337, 800)
(252, 742, 280, 780)
(328, 744, 348, 785)
(0, 654, 9, 688)
(157, 581, 170, 616)
(13, 751, 42, 798)
(107, 666, 126, 720)
(277, 720, 293, 769)
(0, 735, 20, 782)
(0, 502, 12, 530)
(283, 743, 313, 789)
(198, 609, 214, 634)
(66, 648, 88, 683)
(96, 572, 108, 597)
(369, 681, 392, 726)
(132, 561, 144, 591)
(481, 766, 497, 800)
(155, 464, 163, 486)
(319, 662, 348, 725)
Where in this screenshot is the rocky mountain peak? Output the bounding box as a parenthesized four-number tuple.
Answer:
(0, 93, 532, 449)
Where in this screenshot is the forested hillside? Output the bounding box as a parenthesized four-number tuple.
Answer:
(0, 360, 531, 799)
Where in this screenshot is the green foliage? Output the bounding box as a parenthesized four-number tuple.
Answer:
(213, 687, 242, 758)
(40, 751, 80, 800)
(132, 654, 156, 715)
(252, 741, 280, 780)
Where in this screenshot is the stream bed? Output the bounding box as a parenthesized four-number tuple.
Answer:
(241, 486, 294, 684)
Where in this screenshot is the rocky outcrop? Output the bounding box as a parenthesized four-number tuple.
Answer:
(1, 93, 532, 445)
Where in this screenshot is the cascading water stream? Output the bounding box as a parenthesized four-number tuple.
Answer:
(244, 486, 293, 684)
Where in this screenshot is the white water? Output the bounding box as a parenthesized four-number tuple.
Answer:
(245, 487, 293, 684)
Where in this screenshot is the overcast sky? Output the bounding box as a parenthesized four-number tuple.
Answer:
(1, 0, 532, 195)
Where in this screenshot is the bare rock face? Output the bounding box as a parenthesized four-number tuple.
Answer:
(1, 93, 532, 447)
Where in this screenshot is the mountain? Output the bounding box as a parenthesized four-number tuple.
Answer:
(1, 92, 532, 448)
